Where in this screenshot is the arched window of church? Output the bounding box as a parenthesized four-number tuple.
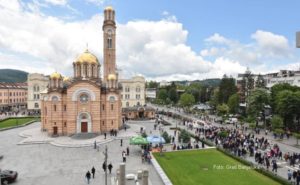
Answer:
(107, 38, 112, 49)
(84, 64, 88, 76)
(52, 96, 59, 102)
(91, 65, 94, 77)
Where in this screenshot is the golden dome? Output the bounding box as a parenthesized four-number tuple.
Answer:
(50, 72, 62, 79)
(63, 77, 70, 82)
(75, 50, 99, 64)
(105, 6, 114, 11)
(108, 74, 116, 80)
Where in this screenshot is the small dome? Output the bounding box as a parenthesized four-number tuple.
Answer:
(63, 77, 70, 82)
(75, 50, 99, 65)
(50, 72, 62, 79)
(105, 6, 114, 11)
(108, 74, 116, 80)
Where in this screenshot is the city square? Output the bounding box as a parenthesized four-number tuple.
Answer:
(1, 1, 300, 185)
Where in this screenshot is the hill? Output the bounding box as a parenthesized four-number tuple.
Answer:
(0, 69, 28, 83)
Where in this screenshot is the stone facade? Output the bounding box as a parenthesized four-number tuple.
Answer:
(119, 76, 145, 108)
(27, 73, 49, 111)
(0, 83, 27, 112)
(122, 106, 155, 120)
(40, 7, 122, 136)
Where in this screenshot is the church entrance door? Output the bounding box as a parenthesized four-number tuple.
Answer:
(81, 122, 88, 133)
(53, 126, 58, 136)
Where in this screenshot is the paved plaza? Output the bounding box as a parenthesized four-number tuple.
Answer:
(0, 122, 164, 185)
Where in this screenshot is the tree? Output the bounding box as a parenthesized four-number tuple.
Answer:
(216, 104, 229, 116)
(271, 83, 300, 111)
(147, 81, 159, 88)
(168, 88, 178, 103)
(158, 89, 168, 102)
(227, 93, 239, 114)
(218, 75, 237, 104)
(246, 88, 270, 117)
(161, 131, 171, 143)
(275, 90, 300, 130)
(271, 115, 283, 130)
(179, 93, 195, 108)
(209, 88, 219, 108)
(255, 74, 266, 89)
(294, 133, 300, 146)
(178, 129, 191, 143)
(240, 68, 255, 103)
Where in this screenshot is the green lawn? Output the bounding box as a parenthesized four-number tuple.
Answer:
(153, 149, 281, 185)
(0, 117, 38, 129)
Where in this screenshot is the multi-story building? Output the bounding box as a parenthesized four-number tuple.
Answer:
(265, 70, 300, 88)
(146, 88, 157, 99)
(119, 76, 145, 108)
(40, 6, 122, 136)
(27, 73, 49, 112)
(0, 82, 27, 112)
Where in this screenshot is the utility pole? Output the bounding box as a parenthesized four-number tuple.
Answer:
(105, 145, 108, 185)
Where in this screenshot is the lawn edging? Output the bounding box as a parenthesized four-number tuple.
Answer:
(150, 152, 173, 185)
(0, 117, 40, 131)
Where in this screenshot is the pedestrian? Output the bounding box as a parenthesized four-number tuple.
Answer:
(202, 141, 205, 148)
(122, 151, 126, 162)
(86, 171, 91, 184)
(94, 140, 97, 149)
(102, 161, 106, 172)
(124, 125, 127, 131)
(126, 146, 129, 156)
(288, 169, 292, 181)
(91, 167, 95, 178)
(108, 163, 113, 174)
(120, 139, 123, 147)
(104, 132, 107, 139)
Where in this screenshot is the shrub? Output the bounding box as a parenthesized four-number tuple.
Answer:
(161, 131, 171, 143)
(178, 129, 191, 143)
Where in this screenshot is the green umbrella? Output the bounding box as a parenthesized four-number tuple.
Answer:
(129, 136, 149, 145)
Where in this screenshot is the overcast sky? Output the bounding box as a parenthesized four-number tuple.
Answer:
(0, 0, 300, 81)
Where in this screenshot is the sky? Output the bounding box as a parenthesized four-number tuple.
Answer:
(0, 0, 300, 81)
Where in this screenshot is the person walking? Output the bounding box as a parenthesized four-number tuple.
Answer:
(108, 163, 113, 174)
(102, 161, 106, 172)
(91, 167, 95, 179)
(288, 169, 292, 181)
(126, 147, 129, 156)
(122, 151, 126, 162)
(104, 132, 107, 139)
(85, 171, 91, 184)
(120, 139, 123, 147)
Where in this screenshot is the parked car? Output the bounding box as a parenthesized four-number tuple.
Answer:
(0, 170, 18, 184)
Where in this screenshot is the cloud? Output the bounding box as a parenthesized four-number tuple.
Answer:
(44, 0, 68, 6)
(85, 0, 106, 6)
(251, 30, 290, 57)
(0, 0, 299, 82)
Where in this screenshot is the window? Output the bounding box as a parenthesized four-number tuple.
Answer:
(111, 120, 113, 125)
(109, 96, 115, 102)
(34, 103, 39, 108)
(64, 122, 67, 127)
(80, 93, 89, 103)
(111, 104, 114, 110)
(136, 94, 140, 99)
(34, 94, 36, 100)
(52, 96, 59, 102)
(102, 121, 105, 126)
(81, 113, 87, 119)
(64, 105, 66, 111)
(137, 102, 140, 106)
(136, 86, 141, 92)
(107, 37, 112, 49)
(54, 105, 56, 111)
(125, 86, 130, 92)
(44, 107, 47, 115)
(126, 102, 129, 107)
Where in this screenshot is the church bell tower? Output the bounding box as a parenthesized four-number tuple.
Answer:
(103, 6, 116, 83)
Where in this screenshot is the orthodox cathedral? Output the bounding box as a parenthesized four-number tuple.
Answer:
(41, 6, 122, 136)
